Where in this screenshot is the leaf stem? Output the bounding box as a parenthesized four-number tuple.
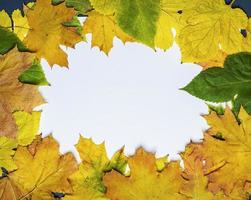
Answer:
(230, 0, 236, 6)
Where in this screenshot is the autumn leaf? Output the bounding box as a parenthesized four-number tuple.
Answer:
(0, 103, 17, 138)
(154, 0, 189, 50)
(0, 175, 23, 200)
(83, 11, 132, 54)
(24, 0, 82, 67)
(11, 135, 78, 200)
(0, 136, 17, 171)
(183, 52, 251, 114)
(0, 49, 44, 138)
(104, 148, 185, 200)
(194, 107, 251, 194)
(13, 111, 41, 146)
(180, 145, 227, 199)
(177, 0, 248, 63)
(115, 0, 160, 47)
(89, 0, 116, 15)
(65, 136, 127, 200)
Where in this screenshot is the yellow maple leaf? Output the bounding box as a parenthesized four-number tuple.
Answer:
(65, 136, 127, 200)
(195, 107, 251, 194)
(0, 49, 44, 138)
(0, 136, 17, 171)
(83, 11, 132, 55)
(24, 0, 82, 67)
(177, 0, 248, 63)
(13, 111, 41, 146)
(180, 145, 227, 199)
(10, 135, 78, 200)
(104, 148, 185, 200)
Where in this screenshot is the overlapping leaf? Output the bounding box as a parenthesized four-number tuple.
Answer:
(24, 0, 82, 67)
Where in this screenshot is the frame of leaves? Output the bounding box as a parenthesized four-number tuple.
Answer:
(0, 0, 251, 199)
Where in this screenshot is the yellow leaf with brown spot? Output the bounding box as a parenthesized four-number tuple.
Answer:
(24, 0, 82, 67)
(83, 11, 132, 55)
(11, 135, 78, 200)
(104, 148, 185, 200)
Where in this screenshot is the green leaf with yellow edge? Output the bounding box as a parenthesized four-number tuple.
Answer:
(115, 0, 160, 47)
(177, 0, 248, 63)
(18, 59, 49, 86)
(104, 148, 185, 200)
(13, 111, 41, 146)
(0, 137, 17, 171)
(10, 135, 78, 200)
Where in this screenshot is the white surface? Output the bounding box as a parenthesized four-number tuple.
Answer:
(38, 37, 208, 160)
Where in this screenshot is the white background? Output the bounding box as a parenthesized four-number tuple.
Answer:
(38, 37, 208, 161)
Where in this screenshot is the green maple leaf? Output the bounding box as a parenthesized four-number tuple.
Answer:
(183, 52, 251, 114)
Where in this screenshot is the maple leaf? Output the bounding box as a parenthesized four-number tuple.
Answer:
(0, 136, 17, 171)
(65, 136, 127, 200)
(83, 11, 132, 54)
(11, 135, 78, 200)
(0, 49, 44, 138)
(24, 0, 82, 67)
(193, 107, 251, 194)
(104, 148, 185, 200)
(177, 0, 248, 63)
(13, 111, 41, 146)
(180, 145, 227, 199)
(183, 52, 251, 114)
